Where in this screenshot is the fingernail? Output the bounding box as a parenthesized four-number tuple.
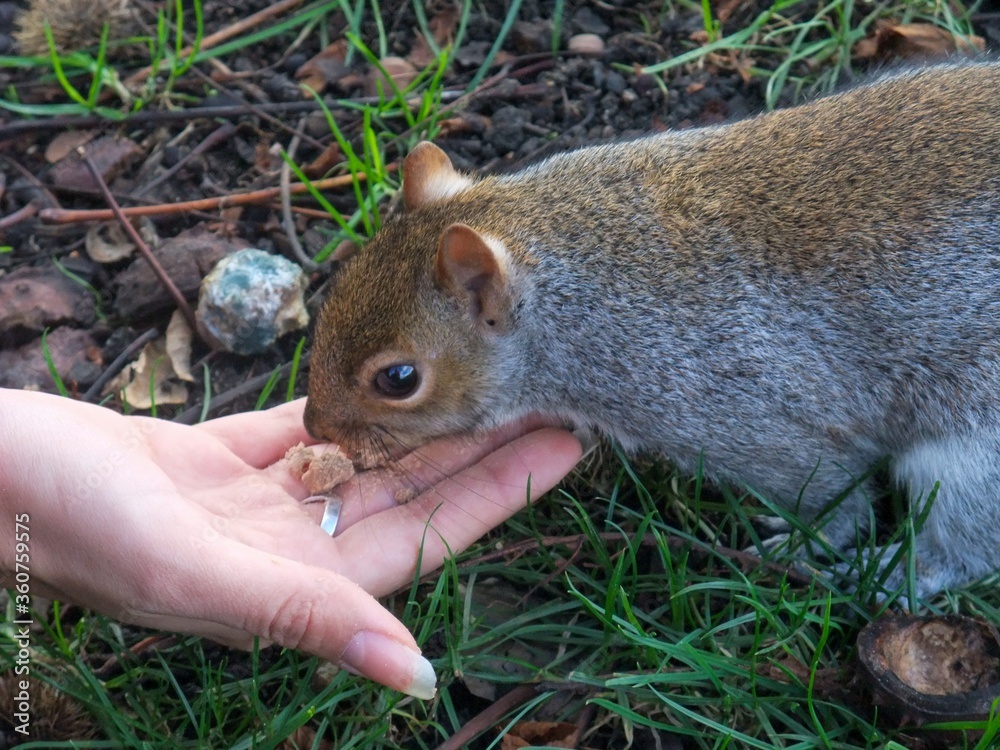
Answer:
(341, 631, 437, 700)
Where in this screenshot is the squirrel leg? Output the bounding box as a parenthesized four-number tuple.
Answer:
(744, 461, 879, 559)
(892, 434, 1000, 596)
(833, 434, 1000, 604)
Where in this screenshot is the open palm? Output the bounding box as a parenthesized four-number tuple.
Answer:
(0, 391, 581, 697)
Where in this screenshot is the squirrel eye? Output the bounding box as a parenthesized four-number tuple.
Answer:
(374, 364, 419, 399)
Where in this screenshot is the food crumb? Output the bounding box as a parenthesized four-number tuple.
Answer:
(284, 442, 356, 494)
(394, 487, 418, 504)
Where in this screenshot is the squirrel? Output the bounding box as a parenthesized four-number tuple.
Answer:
(305, 61, 1000, 602)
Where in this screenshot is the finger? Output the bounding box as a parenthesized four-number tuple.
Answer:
(335, 427, 582, 595)
(194, 400, 316, 468)
(334, 416, 572, 529)
(154, 540, 436, 698)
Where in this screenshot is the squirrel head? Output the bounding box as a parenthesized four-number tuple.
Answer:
(305, 143, 525, 457)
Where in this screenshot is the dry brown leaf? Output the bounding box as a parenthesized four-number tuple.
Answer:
(713, 0, 749, 23)
(304, 142, 344, 178)
(436, 112, 489, 137)
(500, 720, 579, 749)
(45, 130, 98, 163)
(48, 136, 143, 193)
(85, 217, 158, 263)
(295, 39, 350, 94)
(689, 29, 710, 45)
(254, 139, 276, 173)
(106, 336, 189, 409)
(365, 57, 418, 97)
(277, 725, 334, 750)
(853, 21, 984, 61)
(408, 6, 459, 68)
(165, 310, 194, 383)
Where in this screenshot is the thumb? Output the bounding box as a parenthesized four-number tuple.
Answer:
(132, 543, 437, 699)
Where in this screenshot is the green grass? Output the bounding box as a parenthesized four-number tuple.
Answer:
(4, 455, 998, 747)
(2, 0, 997, 748)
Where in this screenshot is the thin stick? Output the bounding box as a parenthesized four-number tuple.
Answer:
(124, 0, 305, 87)
(38, 170, 389, 224)
(82, 327, 161, 403)
(433, 684, 539, 750)
(81, 149, 198, 333)
(133, 122, 237, 197)
(280, 116, 318, 271)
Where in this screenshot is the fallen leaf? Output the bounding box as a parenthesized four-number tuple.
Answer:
(713, 0, 748, 23)
(436, 112, 489, 137)
(365, 57, 418, 97)
(304, 142, 344, 178)
(47, 136, 143, 193)
(255, 139, 276, 173)
(107, 336, 189, 409)
(45, 130, 98, 163)
(0, 266, 98, 342)
(295, 39, 350, 94)
(165, 310, 194, 383)
(854, 21, 984, 61)
(500, 720, 579, 749)
(0, 328, 99, 391)
(689, 29, 710, 45)
(408, 5, 459, 68)
(85, 218, 159, 264)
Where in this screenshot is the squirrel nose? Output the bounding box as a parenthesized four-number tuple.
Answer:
(302, 398, 328, 441)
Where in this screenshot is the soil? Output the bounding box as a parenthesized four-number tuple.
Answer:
(0, 0, 779, 417)
(0, 0, 996, 747)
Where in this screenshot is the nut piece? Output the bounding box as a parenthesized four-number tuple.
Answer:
(284, 442, 356, 494)
(393, 487, 418, 504)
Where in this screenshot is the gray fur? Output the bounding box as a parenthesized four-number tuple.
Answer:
(307, 62, 1000, 601)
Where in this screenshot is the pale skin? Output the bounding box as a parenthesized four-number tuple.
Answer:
(0, 389, 582, 697)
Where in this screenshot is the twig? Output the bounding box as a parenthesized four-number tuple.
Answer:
(185, 65, 326, 151)
(0, 201, 39, 231)
(0, 91, 474, 143)
(133, 122, 237, 197)
(433, 684, 539, 750)
(454, 531, 816, 586)
(172, 356, 307, 424)
(38, 170, 389, 223)
(80, 149, 198, 333)
(94, 634, 176, 678)
(82, 328, 160, 403)
(123, 0, 306, 88)
(280, 117, 318, 271)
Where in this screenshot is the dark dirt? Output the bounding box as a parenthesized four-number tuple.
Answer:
(0, 0, 778, 416)
(1, 0, 995, 747)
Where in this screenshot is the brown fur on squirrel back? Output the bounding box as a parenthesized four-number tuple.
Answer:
(307, 61, 1000, 602)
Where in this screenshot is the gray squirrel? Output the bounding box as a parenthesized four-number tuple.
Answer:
(305, 61, 1000, 601)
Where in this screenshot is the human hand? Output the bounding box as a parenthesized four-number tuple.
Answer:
(0, 391, 582, 697)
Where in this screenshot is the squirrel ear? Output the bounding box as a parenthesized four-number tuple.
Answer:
(436, 224, 512, 330)
(403, 142, 473, 210)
